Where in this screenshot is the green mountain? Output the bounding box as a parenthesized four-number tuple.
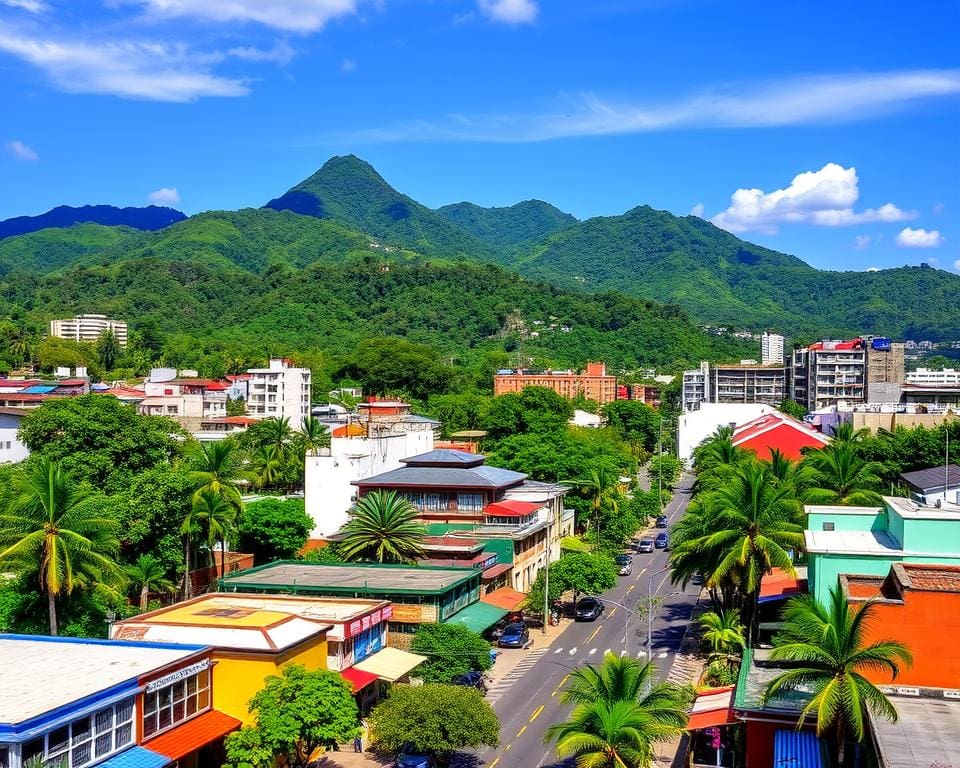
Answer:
(436, 200, 577, 249)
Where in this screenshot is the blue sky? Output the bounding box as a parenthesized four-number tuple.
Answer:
(1, 0, 958, 272)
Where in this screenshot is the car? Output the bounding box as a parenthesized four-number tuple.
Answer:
(452, 670, 488, 693)
(575, 596, 604, 621)
(497, 622, 530, 648)
(615, 554, 633, 575)
(655, 515, 669, 528)
(395, 745, 434, 768)
(636, 538, 655, 553)
(655, 532, 668, 549)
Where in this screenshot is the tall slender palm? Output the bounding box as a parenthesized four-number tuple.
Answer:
(763, 448, 810, 493)
(298, 415, 330, 455)
(698, 610, 745, 667)
(692, 429, 750, 493)
(249, 444, 284, 490)
(546, 653, 690, 768)
(0, 457, 122, 635)
(830, 422, 869, 445)
(339, 491, 427, 564)
(802, 442, 884, 507)
(763, 586, 912, 766)
(186, 439, 247, 507)
(564, 468, 620, 542)
(258, 416, 293, 456)
(125, 554, 175, 610)
(182, 488, 238, 591)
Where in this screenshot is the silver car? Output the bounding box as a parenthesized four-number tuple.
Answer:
(636, 538, 655, 553)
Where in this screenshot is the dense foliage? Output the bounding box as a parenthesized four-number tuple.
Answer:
(238, 498, 313, 564)
(410, 623, 493, 683)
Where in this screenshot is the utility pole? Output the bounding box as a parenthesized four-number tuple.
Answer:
(542, 518, 551, 635)
(946, 429, 951, 503)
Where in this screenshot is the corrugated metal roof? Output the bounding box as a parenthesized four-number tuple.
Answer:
(899, 465, 960, 493)
(94, 747, 169, 768)
(871, 697, 960, 767)
(402, 449, 486, 466)
(21, 385, 57, 394)
(774, 730, 824, 768)
(357, 464, 526, 488)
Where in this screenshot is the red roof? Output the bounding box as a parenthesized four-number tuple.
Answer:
(144, 710, 241, 759)
(732, 413, 829, 461)
(56, 378, 87, 386)
(686, 686, 737, 730)
(204, 416, 258, 426)
(484, 500, 542, 517)
(481, 587, 526, 611)
(808, 338, 863, 350)
(341, 667, 380, 693)
(759, 568, 806, 603)
(481, 563, 513, 580)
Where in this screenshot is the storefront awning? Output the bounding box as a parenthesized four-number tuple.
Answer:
(94, 747, 170, 768)
(481, 587, 526, 611)
(686, 686, 737, 730)
(774, 730, 823, 768)
(481, 562, 512, 580)
(145, 710, 242, 760)
(444, 601, 509, 633)
(354, 647, 427, 682)
(341, 666, 380, 693)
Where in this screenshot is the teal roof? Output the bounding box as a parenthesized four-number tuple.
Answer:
(95, 747, 169, 768)
(443, 601, 508, 633)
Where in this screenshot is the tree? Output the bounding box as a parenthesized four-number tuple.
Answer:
(125, 554, 175, 610)
(564, 467, 622, 541)
(546, 653, 690, 768)
(181, 488, 237, 593)
(602, 400, 660, 457)
(368, 683, 499, 763)
(340, 336, 454, 400)
(238, 498, 313, 564)
(550, 552, 618, 601)
(339, 491, 426, 564)
(426, 392, 492, 438)
(698, 610, 745, 668)
(252, 416, 294, 456)
(802, 442, 884, 507)
(763, 587, 912, 766)
(297, 415, 330, 455)
(777, 399, 807, 419)
(411, 623, 493, 683)
(0, 457, 123, 635)
(223, 664, 360, 768)
(249, 444, 284, 490)
(96, 328, 122, 370)
(483, 386, 574, 440)
(186, 439, 247, 507)
(647, 453, 682, 492)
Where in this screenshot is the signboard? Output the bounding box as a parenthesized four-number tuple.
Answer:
(343, 606, 390, 639)
(146, 660, 211, 692)
(389, 603, 436, 624)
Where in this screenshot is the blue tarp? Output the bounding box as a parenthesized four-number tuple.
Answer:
(94, 746, 170, 768)
(21, 385, 57, 394)
(774, 730, 823, 768)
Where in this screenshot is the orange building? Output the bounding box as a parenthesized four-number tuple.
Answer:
(493, 362, 617, 404)
(842, 563, 960, 689)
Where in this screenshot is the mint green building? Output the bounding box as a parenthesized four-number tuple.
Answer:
(805, 496, 960, 604)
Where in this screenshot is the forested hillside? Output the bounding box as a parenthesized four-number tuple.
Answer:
(436, 200, 577, 249)
(0, 204, 185, 240)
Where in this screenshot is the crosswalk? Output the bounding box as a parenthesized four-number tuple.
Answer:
(486, 648, 549, 703)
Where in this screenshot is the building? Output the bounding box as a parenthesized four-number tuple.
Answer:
(731, 412, 830, 461)
(791, 339, 867, 411)
(864, 337, 905, 385)
(677, 402, 776, 465)
(0, 634, 239, 768)
(906, 367, 960, 385)
(0, 375, 90, 410)
(49, 314, 128, 347)
(0, 407, 28, 463)
(617, 383, 661, 407)
(139, 369, 228, 427)
(804, 496, 960, 605)
(898, 464, 960, 506)
(246, 358, 311, 430)
(111, 593, 400, 715)
(682, 361, 788, 412)
(304, 400, 437, 538)
(493, 362, 618, 405)
(760, 332, 784, 365)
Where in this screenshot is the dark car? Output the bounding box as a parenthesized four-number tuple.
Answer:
(655, 532, 668, 549)
(575, 596, 604, 621)
(452, 670, 488, 693)
(615, 554, 633, 575)
(655, 514, 669, 528)
(636, 538, 655, 553)
(497, 622, 530, 648)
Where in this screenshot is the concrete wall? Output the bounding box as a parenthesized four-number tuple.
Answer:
(0, 412, 28, 464)
(849, 410, 956, 434)
(813, 552, 960, 605)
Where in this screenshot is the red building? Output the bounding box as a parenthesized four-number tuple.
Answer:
(732, 412, 830, 461)
(493, 362, 618, 404)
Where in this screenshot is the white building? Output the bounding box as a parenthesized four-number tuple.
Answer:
(677, 402, 775, 465)
(247, 358, 311, 430)
(906, 367, 960, 386)
(761, 332, 785, 365)
(139, 368, 227, 424)
(49, 314, 128, 347)
(0, 407, 29, 463)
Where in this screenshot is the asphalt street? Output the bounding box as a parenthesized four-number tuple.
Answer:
(479, 476, 699, 768)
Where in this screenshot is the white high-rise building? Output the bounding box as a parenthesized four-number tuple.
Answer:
(246, 358, 311, 429)
(761, 332, 785, 365)
(49, 314, 128, 347)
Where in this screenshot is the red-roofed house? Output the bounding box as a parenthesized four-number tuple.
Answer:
(732, 413, 830, 461)
(140, 368, 228, 427)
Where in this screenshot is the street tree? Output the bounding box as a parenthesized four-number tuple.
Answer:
(802, 442, 884, 507)
(238, 497, 313, 564)
(411, 623, 493, 683)
(550, 552, 618, 602)
(602, 400, 660, 457)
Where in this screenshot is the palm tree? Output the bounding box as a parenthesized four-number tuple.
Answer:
(186, 439, 247, 507)
(257, 416, 293, 456)
(298, 415, 330, 455)
(763, 448, 809, 493)
(683, 462, 805, 642)
(830, 422, 869, 445)
(339, 491, 427, 564)
(802, 442, 884, 507)
(249, 444, 284, 490)
(763, 586, 912, 766)
(546, 653, 690, 768)
(698, 610, 745, 668)
(564, 468, 620, 542)
(125, 554, 175, 610)
(0, 457, 123, 635)
(181, 488, 238, 593)
(692, 428, 750, 493)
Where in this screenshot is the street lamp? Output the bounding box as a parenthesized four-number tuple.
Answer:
(592, 596, 634, 654)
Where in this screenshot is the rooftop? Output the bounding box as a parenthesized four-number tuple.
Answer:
(401, 449, 486, 467)
(844, 563, 960, 601)
(354, 463, 527, 490)
(734, 648, 814, 715)
(899, 464, 960, 493)
(0, 635, 205, 724)
(804, 529, 903, 556)
(222, 562, 477, 595)
(870, 697, 960, 768)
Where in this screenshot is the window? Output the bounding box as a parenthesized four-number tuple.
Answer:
(822, 522, 835, 531)
(142, 668, 211, 739)
(23, 698, 134, 768)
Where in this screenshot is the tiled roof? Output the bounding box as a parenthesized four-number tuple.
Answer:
(355, 464, 526, 489)
(144, 710, 241, 760)
(401, 449, 486, 467)
(900, 563, 960, 593)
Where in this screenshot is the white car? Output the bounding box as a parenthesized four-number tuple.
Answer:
(636, 538, 655, 553)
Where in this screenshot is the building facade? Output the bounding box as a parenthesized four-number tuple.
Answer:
(906, 367, 960, 385)
(493, 362, 618, 404)
(139, 369, 228, 425)
(682, 361, 788, 412)
(760, 332, 785, 365)
(864, 337, 905, 384)
(49, 314, 128, 347)
(792, 339, 867, 411)
(0, 407, 28, 464)
(246, 358, 311, 430)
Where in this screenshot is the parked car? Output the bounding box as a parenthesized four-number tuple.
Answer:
(636, 538, 655, 553)
(655, 514, 669, 528)
(452, 670, 488, 693)
(497, 622, 530, 648)
(396, 745, 434, 768)
(655, 532, 668, 549)
(575, 596, 604, 621)
(615, 554, 633, 575)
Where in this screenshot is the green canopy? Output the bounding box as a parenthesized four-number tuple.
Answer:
(444, 601, 508, 633)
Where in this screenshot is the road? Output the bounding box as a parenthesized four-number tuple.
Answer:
(479, 476, 698, 768)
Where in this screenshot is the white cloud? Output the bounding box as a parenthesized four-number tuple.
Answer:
(0, 25, 249, 101)
(129, 0, 361, 33)
(954, 259, 960, 271)
(853, 235, 871, 250)
(690, 203, 704, 218)
(896, 227, 944, 248)
(227, 40, 294, 65)
(866, 266, 880, 272)
(478, 0, 538, 24)
(337, 69, 960, 144)
(147, 187, 180, 205)
(933, 202, 945, 215)
(710, 163, 916, 234)
(2, 0, 47, 12)
(341, 58, 356, 72)
(5, 139, 39, 161)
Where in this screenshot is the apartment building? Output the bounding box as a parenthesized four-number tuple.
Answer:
(792, 339, 867, 410)
(682, 361, 788, 412)
(906, 367, 960, 385)
(139, 368, 228, 425)
(246, 358, 311, 429)
(760, 332, 785, 365)
(49, 314, 128, 347)
(864, 337, 905, 384)
(493, 362, 617, 404)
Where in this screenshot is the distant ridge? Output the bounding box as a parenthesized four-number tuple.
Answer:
(0, 204, 186, 240)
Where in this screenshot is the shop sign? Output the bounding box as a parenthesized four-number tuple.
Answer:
(146, 660, 211, 692)
(390, 603, 435, 623)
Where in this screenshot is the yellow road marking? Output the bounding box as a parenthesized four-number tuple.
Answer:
(627, 584, 635, 593)
(551, 688, 558, 697)
(517, 725, 528, 737)
(505, 744, 512, 751)
(607, 608, 617, 619)
(530, 705, 545, 722)
(588, 626, 602, 643)
(490, 759, 500, 768)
